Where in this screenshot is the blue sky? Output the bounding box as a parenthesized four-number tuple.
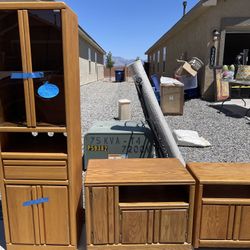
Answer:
(62, 0, 199, 60)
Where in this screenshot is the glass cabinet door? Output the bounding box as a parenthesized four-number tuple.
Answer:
(28, 10, 66, 127)
(0, 11, 27, 127)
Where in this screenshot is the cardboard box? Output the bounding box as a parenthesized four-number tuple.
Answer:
(176, 61, 197, 77)
(160, 84, 184, 115)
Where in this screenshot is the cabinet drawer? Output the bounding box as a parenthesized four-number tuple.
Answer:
(3, 160, 67, 180)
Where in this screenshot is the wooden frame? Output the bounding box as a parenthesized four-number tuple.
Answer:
(187, 162, 250, 248)
(85, 159, 195, 250)
(0, 2, 82, 250)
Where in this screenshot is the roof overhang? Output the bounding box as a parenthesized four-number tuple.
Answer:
(145, 0, 217, 54)
(78, 26, 106, 55)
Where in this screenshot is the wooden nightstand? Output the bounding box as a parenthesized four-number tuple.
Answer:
(188, 162, 250, 248)
(85, 158, 195, 250)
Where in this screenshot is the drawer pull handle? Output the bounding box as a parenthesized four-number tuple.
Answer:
(23, 197, 49, 207)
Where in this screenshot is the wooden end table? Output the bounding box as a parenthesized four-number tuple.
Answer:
(85, 158, 195, 250)
(188, 162, 250, 248)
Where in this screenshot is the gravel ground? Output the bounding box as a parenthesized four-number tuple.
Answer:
(81, 80, 250, 163)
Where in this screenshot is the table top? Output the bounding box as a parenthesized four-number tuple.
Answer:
(187, 162, 250, 184)
(85, 158, 195, 186)
(229, 79, 250, 86)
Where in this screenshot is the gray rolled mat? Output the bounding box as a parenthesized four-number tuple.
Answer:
(128, 60, 185, 166)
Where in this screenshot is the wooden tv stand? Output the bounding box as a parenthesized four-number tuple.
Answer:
(188, 162, 250, 248)
(85, 158, 195, 250)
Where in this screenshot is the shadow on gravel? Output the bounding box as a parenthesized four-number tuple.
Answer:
(209, 104, 249, 118)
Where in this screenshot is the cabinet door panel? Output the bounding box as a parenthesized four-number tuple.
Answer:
(6, 185, 35, 244)
(42, 186, 70, 245)
(239, 206, 250, 240)
(200, 205, 229, 240)
(159, 209, 187, 243)
(28, 10, 66, 127)
(121, 210, 148, 244)
(0, 11, 28, 127)
(92, 187, 108, 244)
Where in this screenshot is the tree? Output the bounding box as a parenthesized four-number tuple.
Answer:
(106, 51, 115, 81)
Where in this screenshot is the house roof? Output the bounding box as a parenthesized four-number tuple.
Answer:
(145, 0, 218, 54)
(78, 25, 106, 55)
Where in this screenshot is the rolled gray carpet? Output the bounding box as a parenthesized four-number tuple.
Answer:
(128, 60, 185, 166)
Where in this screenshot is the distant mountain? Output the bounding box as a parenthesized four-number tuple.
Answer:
(113, 56, 134, 67)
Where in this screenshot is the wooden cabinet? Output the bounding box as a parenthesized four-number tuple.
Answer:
(0, 2, 82, 250)
(6, 185, 70, 246)
(85, 159, 195, 250)
(188, 162, 250, 248)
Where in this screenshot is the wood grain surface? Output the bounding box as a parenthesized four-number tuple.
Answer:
(187, 162, 250, 184)
(6, 185, 35, 244)
(159, 209, 187, 243)
(92, 187, 108, 244)
(121, 210, 148, 244)
(43, 186, 70, 245)
(238, 206, 250, 240)
(86, 159, 194, 185)
(88, 245, 193, 250)
(200, 205, 229, 240)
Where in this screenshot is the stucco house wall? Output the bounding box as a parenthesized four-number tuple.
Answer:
(79, 37, 105, 85)
(146, 0, 250, 100)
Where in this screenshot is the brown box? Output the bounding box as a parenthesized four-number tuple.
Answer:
(160, 84, 184, 115)
(176, 61, 197, 77)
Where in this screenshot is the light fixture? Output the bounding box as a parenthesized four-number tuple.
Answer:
(213, 29, 220, 41)
(183, 1, 187, 16)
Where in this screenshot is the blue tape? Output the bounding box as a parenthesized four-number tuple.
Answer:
(23, 197, 49, 207)
(11, 72, 44, 79)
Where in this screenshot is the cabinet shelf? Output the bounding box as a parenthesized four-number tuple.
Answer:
(119, 201, 189, 209)
(0, 132, 67, 153)
(203, 185, 250, 199)
(0, 122, 66, 132)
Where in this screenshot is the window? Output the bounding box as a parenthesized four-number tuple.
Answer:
(95, 52, 97, 63)
(95, 52, 97, 73)
(157, 50, 160, 72)
(88, 48, 91, 61)
(153, 53, 156, 72)
(88, 48, 91, 74)
(163, 47, 167, 72)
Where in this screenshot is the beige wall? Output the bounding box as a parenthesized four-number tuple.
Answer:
(79, 35, 105, 85)
(147, 0, 250, 100)
(79, 58, 104, 85)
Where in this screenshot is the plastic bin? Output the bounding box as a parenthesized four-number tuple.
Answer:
(115, 70, 125, 82)
(176, 75, 199, 99)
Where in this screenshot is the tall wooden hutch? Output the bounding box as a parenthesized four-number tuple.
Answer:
(0, 2, 83, 250)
